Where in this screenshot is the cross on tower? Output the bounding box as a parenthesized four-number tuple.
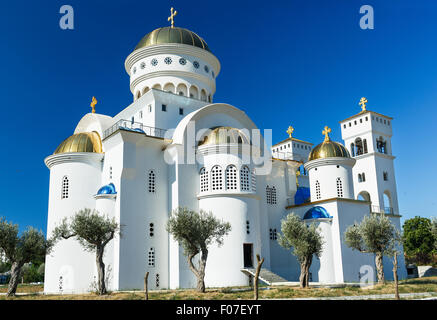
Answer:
(286, 126, 294, 138)
(359, 97, 368, 112)
(322, 126, 331, 142)
(90, 96, 97, 114)
(168, 7, 178, 28)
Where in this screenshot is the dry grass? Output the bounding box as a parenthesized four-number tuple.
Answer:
(1, 277, 436, 300)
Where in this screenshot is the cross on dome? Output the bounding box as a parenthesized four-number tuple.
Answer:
(90, 96, 97, 114)
(359, 97, 368, 112)
(322, 126, 331, 142)
(168, 7, 178, 28)
(286, 126, 294, 138)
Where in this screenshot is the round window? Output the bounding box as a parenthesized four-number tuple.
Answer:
(140, 62, 146, 69)
(151, 58, 158, 66)
(164, 57, 172, 65)
(204, 65, 209, 73)
(179, 58, 187, 65)
(193, 61, 200, 69)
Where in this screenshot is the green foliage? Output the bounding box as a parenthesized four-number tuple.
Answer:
(22, 263, 44, 283)
(402, 216, 436, 264)
(278, 213, 324, 263)
(52, 208, 120, 252)
(345, 214, 400, 256)
(0, 217, 52, 265)
(166, 207, 231, 256)
(431, 218, 437, 250)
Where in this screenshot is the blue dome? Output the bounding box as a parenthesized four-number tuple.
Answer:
(303, 206, 331, 220)
(97, 183, 117, 195)
(295, 187, 311, 205)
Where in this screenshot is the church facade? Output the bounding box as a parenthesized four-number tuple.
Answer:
(43, 19, 407, 294)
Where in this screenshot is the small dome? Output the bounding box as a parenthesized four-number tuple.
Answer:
(134, 27, 211, 52)
(308, 140, 350, 161)
(198, 126, 251, 146)
(97, 183, 117, 195)
(303, 206, 331, 220)
(54, 132, 102, 155)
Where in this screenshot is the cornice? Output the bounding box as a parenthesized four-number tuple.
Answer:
(304, 157, 356, 171)
(44, 152, 104, 169)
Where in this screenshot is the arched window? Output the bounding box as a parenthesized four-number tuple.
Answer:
(350, 143, 355, 157)
(363, 139, 368, 154)
(355, 138, 363, 156)
(315, 181, 321, 200)
(226, 165, 237, 190)
(200, 168, 209, 192)
(376, 137, 387, 154)
(61, 176, 69, 199)
(383, 191, 392, 212)
(358, 174, 363, 183)
(211, 166, 223, 191)
(148, 170, 156, 193)
(336, 178, 343, 198)
(251, 168, 257, 192)
(148, 248, 155, 267)
(240, 166, 250, 191)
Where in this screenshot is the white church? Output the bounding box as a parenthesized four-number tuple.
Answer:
(43, 11, 407, 293)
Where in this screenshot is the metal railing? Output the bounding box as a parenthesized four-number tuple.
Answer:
(371, 205, 394, 215)
(103, 120, 168, 140)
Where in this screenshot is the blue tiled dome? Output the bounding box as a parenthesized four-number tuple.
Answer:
(295, 187, 311, 205)
(97, 183, 117, 195)
(303, 206, 331, 220)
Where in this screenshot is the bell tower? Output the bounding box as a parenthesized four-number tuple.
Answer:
(340, 98, 399, 215)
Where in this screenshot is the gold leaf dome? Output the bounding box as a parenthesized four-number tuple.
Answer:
(308, 140, 350, 161)
(54, 132, 103, 155)
(134, 27, 211, 52)
(198, 127, 250, 146)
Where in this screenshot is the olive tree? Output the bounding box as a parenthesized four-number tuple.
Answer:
(166, 207, 231, 293)
(0, 217, 53, 297)
(52, 208, 120, 295)
(278, 213, 324, 288)
(345, 214, 400, 284)
(402, 216, 435, 265)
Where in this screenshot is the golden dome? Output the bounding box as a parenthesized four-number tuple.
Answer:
(134, 27, 211, 52)
(198, 127, 250, 146)
(54, 132, 103, 155)
(308, 126, 350, 161)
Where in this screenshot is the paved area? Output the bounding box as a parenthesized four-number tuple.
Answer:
(280, 292, 437, 300)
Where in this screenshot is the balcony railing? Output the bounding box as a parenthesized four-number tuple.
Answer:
(371, 205, 394, 215)
(103, 120, 168, 140)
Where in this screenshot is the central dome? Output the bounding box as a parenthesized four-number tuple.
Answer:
(134, 27, 211, 52)
(54, 132, 103, 155)
(308, 140, 350, 161)
(198, 127, 250, 146)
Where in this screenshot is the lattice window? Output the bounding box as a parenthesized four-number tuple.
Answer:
(148, 248, 155, 267)
(200, 168, 209, 192)
(211, 166, 223, 191)
(269, 228, 277, 240)
(156, 274, 160, 288)
(61, 176, 69, 199)
(315, 181, 321, 200)
(240, 166, 250, 191)
(226, 165, 238, 190)
(271, 186, 277, 204)
(148, 170, 156, 193)
(109, 166, 112, 180)
(336, 178, 343, 198)
(251, 168, 257, 192)
(246, 220, 250, 235)
(266, 186, 272, 204)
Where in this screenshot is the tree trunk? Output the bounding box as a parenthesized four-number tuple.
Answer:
(393, 252, 399, 300)
(7, 262, 23, 297)
(144, 271, 149, 300)
(96, 246, 107, 295)
(254, 254, 265, 300)
(375, 252, 385, 284)
(196, 248, 208, 293)
(299, 256, 312, 289)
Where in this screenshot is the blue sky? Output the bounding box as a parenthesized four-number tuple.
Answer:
(0, 0, 435, 232)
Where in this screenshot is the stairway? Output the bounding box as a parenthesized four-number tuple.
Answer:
(241, 268, 288, 285)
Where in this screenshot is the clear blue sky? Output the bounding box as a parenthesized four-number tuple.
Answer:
(0, 0, 435, 232)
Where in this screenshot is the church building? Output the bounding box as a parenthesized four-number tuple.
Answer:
(43, 10, 406, 293)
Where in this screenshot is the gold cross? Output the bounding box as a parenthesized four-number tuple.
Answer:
(90, 96, 97, 113)
(286, 126, 294, 138)
(359, 97, 368, 112)
(168, 7, 178, 28)
(322, 126, 331, 142)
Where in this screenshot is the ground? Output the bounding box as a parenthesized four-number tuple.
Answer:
(1, 277, 437, 300)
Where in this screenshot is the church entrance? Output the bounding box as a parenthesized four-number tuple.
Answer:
(243, 243, 253, 268)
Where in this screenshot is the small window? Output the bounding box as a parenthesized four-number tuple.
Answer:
(383, 172, 388, 181)
(151, 59, 158, 66)
(226, 165, 238, 190)
(349, 122, 351, 127)
(61, 176, 69, 199)
(156, 274, 160, 288)
(131, 116, 135, 124)
(336, 178, 343, 198)
(343, 124, 346, 129)
(179, 58, 187, 65)
(365, 116, 368, 121)
(148, 170, 156, 193)
(148, 105, 152, 113)
(211, 166, 223, 191)
(315, 181, 321, 200)
(148, 248, 155, 267)
(240, 166, 250, 191)
(179, 108, 184, 115)
(269, 228, 277, 240)
(193, 61, 200, 69)
(162, 104, 167, 112)
(354, 120, 357, 125)
(360, 118, 363, 123)
(109, 166, 113, 180)
(246, 220, 250, 235)
(149, 223, 154, 237)
(164, 57, 172, 65)
(139, 111, 143, 119)
(200, 168, 209, 192)
(140, 62, 146, 69)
